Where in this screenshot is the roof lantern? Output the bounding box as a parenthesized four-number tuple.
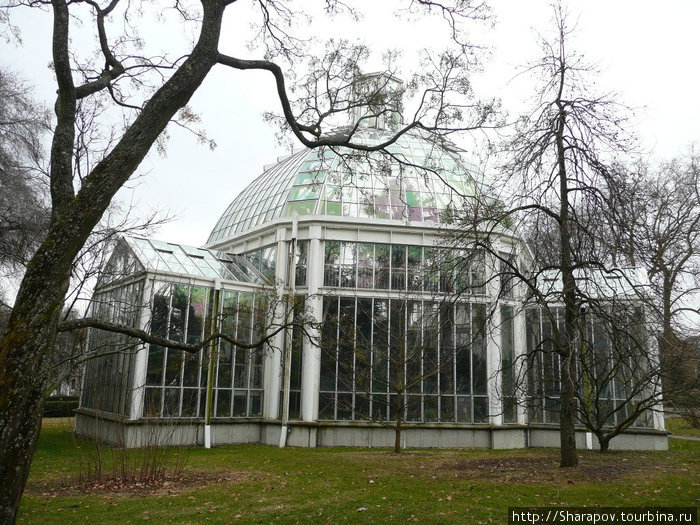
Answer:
(350, 72, 404, 132)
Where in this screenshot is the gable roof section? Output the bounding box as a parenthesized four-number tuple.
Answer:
(96, 236, 266, 289)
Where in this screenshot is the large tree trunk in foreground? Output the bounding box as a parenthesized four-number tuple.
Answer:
(0, 238, 73, 523)
(0, 2, 225, 521)
(556, 91, 579, 468)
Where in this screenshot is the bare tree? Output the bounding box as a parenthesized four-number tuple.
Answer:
(450, 4, 638, 467)
(606, 152, 700, 347)
(558, 152, 700, 429)
(0, 1, 493, 520)
(521, 149, 700, 440)
(0, 68, 51, 300)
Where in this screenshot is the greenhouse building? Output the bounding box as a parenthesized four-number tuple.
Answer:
(76, 79, 667, 451)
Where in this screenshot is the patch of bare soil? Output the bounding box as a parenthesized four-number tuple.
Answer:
(27, 470, 266, 498)
(446, 454, 649, 483)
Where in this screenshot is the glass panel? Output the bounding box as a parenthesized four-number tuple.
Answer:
(357, 243, 374, 289)
(405, 191, 421, 207)
(233, 391, 247, 417)
(321, 297, 338, 392)
(286, 200, 316, 215)
(372, 299, 389, 394)
(289, 185, 320, 201)
(337, 298, 355, 392)
(181, 389, 199, 417)
(187, 287, 209, 345)
(424, 396, 439, 422)
(326, 201, 342, 215)
(249, 392, 262, 417)
(163, 387, 180, 417)
(218, 343, 233, 389)
(456, 396, 471, 422)
(355, 298, 373, 393)
(501, 306, 516, 423)
(472, 304, 487, 396)
(165, 349, 183, 387)
(339, 242, 357, 288)
(324, 241, 340, 287)
(216, 390, 232, 418)
(146, 345, 165, 386)
(319, 392, 335, 420)
(294, 241, 307, 287)
(375, 244, 390, 289)
(144, 387, 162, 417)
(474, 396, 489, 423)
(182, 350, 201, 388)
(391, 245, 406, 290)
(150, 282, 170, 337)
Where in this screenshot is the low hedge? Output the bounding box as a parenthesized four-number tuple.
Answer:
(44, 396, 79, 418)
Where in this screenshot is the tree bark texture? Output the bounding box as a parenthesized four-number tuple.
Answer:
(556, 84, 579, 468)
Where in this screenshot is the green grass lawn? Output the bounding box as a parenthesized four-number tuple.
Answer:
(18, 419, 699, 524)
(666, 417, 700, 438)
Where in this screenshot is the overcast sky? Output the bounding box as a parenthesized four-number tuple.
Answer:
(3, 0, 699, 248)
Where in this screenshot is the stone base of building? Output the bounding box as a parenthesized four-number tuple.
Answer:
(74, 410, 668, 451)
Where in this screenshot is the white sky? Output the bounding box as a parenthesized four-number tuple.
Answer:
(2, 0, 699, 249)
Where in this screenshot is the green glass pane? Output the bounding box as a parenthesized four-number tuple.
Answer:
(325, 201, 342, 215)
(289, 186, 320, 201)
(406, 191, 421, 207)
(286, 200, 317, 216)
(296, 170, 325, 185)
(295, 172, 314, 185)
(407, 246, 422, 265)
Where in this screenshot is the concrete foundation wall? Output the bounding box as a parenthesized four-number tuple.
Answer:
(527, 427, 668, 451)
(75, 412, 203, 448)
(75, 412, 667, 451)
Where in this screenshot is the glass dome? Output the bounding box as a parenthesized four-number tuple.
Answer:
(207, 129, 479, 244)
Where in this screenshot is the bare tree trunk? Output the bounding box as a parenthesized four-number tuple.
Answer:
(559, 300, 579, 467)
(394, 416, 402, 453)
(556, 90, 579, 468)
(394, 395, 403, 453)
(0, 238, 72, 523)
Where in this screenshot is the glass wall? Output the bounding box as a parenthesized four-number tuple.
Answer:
(501, 305, 517, 423)
(319, 296, 488, 423)
(324, 241, 485, 294)
(81, 279, 145, 416)
(278, 296, 305, 420)
(526, 306, 653, 429)
(143, 282, 265, 419)
(526, 307, 564, 424)
(212, 290, 266, 418)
